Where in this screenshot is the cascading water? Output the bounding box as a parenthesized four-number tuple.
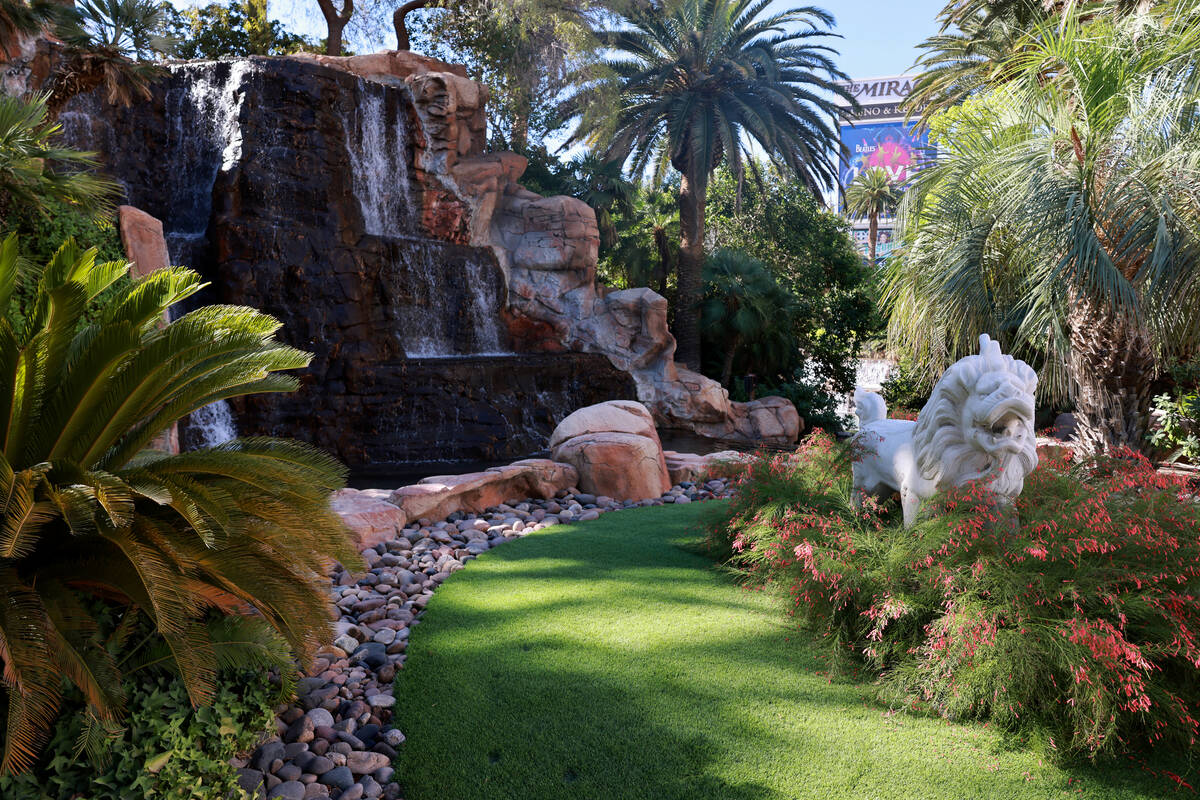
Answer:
(188, 401, 238, 448)
(345, 84, 508, 357)
(380, 238, 508, 357)
(345, 82, 414, 237)
(161, 61, 254, 268)
(836, 357, 897, 420)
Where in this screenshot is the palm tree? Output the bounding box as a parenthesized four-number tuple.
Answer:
(0, 236, 358, 774)
(701, 248, 797, 387)
(561, 153, 637, 249)
(886, 10, 1200, 457)
(563, 0, 852, 369)
(1, 0, 59, 59)
(844, 167, 901, 264)
(0, 93, 118, 224)
(46, 0, 170, 112)
(905, 0, 1150, 121)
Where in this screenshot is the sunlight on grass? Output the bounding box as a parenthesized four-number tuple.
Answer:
(392, 503, 1183, 800)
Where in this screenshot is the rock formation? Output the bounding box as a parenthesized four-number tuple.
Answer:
(549, 401, 672, 501)
(288, 51, 800, 447)
(26, 46, 799, 470)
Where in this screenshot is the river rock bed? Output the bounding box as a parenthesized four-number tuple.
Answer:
(239, 478, 734, 799)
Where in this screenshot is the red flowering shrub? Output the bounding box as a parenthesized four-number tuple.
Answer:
(709, 433, 1200, 759)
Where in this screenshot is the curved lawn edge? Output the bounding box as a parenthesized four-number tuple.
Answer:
(391, 503, 1181, 800)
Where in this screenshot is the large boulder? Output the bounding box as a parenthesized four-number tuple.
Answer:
(549, 401, 671, 501)
(388, 458, 578, 521)
(330, 489, 408, 550)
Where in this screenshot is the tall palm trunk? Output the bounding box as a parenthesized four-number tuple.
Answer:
(867, 211, 878, 264)
(1066, 293, 1157, 458)
(676, 167, 707, 369)
(653, 225, 672, 297)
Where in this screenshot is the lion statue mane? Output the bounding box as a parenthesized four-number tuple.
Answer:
(852, 334, 1039, 527)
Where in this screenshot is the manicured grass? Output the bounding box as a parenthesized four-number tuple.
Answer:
(392, 503, 1188, 800)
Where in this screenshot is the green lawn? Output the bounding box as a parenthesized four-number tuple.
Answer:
(392, 503, 1188, 800)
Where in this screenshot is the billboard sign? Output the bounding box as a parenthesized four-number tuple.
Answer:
(838, 76, 916, 107)
(839, 121, 929, 201)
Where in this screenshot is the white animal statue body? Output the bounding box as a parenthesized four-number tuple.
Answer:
(851, 334, 1039, 527)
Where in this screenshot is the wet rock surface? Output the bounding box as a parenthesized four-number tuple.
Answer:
(56, 56, 636, 470)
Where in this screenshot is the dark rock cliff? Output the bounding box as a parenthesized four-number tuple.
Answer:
(59, 57, 634, 469)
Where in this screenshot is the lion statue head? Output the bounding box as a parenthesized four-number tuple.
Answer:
(913, 334, 1039, 499)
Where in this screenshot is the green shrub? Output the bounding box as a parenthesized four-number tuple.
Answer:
(0, 235, 358, 774)
(0, 195, 124, 265)
(0, 665, 275, 800)
(1150, 391, 1200, 464)
(710, 433, 1200, 759)
(879, 359, 931, 412)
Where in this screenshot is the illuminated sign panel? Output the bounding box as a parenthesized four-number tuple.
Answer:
(839, 121, 929, 187)
(835, 75, 930, 259)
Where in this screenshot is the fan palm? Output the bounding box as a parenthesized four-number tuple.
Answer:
(701, 248, 797, 387)
(563, 0, 852, 369)
(905, 0, 1153, 122)
(1, 0, 60, 59)
(0, 93, 118, 224)
(886, 10, 1200, 457)
(47, 0, 170, 112)
(844, 167, 902, 265)
(0, 235, 358, 774)
(561, 153, 637, 249)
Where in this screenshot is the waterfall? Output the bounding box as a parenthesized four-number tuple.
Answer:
(835, 357, 896, 421)
(189, 401, 238, 448)
(159, 61, 254, 268)
(346, 82, 414, 237)
(381, 238, 509, 357)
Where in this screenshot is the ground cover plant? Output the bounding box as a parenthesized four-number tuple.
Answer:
(709, 433, 1200, 766)
(392, 503, 1185, 799)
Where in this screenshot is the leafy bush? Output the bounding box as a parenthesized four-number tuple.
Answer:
(879, 358, 931, 412)
(700, 249, 800, 388)
(1, 195, 124, 265)
(1150, 391, 1200, 464)
(709, 433, 1200, 759)
(0, 93, 117, 223)
(0, 236, 358, 774)
(0, 662, 276, 800)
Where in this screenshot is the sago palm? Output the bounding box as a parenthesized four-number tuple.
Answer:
(844, 167, 902, 265)
(0, 236, 358, 774)
(886, 9, 1200, 456)
(563, 0, 852, 369)
(0, 93, 117, 224)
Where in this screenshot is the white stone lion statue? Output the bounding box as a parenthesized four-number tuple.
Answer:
(852, 334, 1039, 527)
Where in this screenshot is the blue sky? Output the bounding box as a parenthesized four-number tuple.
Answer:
(811, 0, 946, 78)
(187, 0, 948, 82)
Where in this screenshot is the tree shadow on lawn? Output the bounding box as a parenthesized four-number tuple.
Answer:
(391, 509, 1191, 800)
